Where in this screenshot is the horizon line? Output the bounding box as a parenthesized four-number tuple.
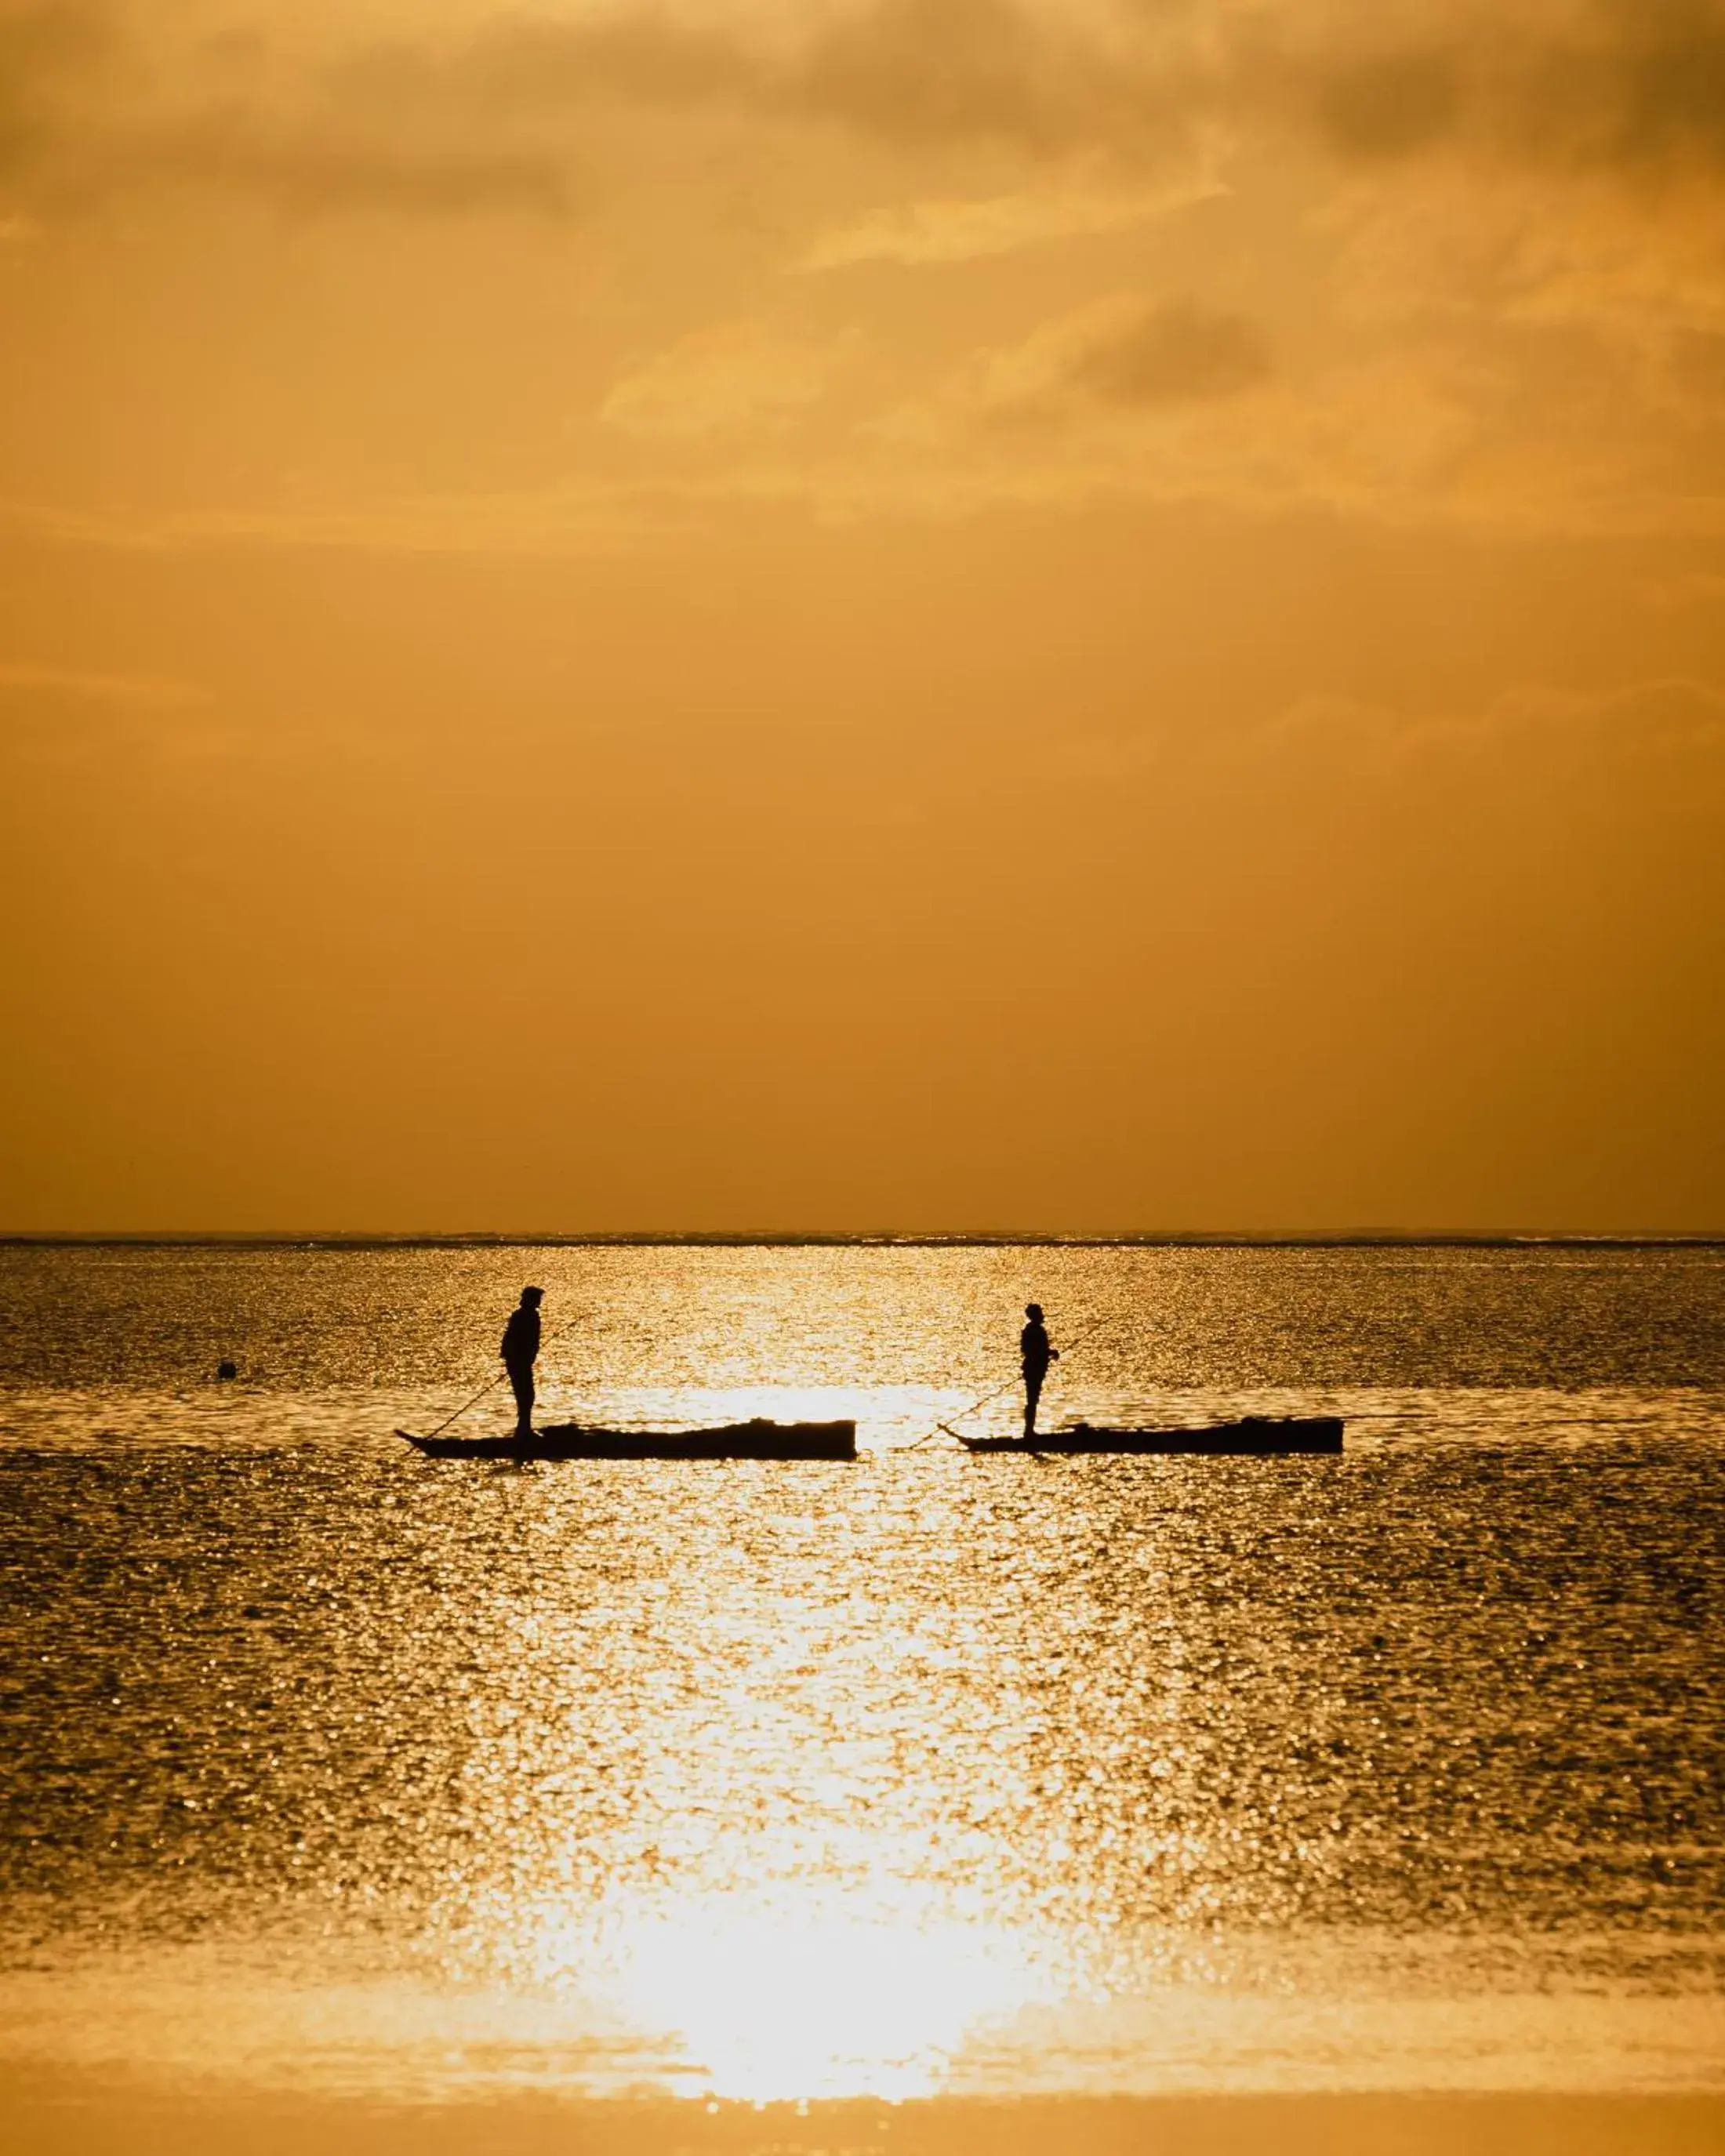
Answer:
(3, 1229, 1723, 1250)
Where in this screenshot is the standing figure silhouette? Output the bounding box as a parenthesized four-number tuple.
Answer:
(500, 1287, 544, 1439)
(1020, 1302, 1059, 1440)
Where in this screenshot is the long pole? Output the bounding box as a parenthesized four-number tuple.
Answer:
(418, 1312, 580, 1439)
(419, 1370, 508, 1440)
(909, 1312, 1113, 1449)
(418, 1311, 679, 1440)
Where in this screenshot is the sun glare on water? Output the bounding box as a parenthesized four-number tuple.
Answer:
(529, 1900, 1055, 2102)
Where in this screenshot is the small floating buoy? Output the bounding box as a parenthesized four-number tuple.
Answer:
(216, 1360, 238, 1381)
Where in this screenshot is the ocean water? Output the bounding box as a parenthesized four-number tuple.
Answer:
(2, 1240, 1723, 2103)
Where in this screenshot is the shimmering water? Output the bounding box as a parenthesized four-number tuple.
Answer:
(2, 1242, 1723, 2100)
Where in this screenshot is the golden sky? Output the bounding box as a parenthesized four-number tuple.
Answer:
(2, 0, 1723, 1231)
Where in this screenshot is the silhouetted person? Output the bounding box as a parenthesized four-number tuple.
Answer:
(501, 1287, 544, 1438)
(1021, 1302, 1058, 1439)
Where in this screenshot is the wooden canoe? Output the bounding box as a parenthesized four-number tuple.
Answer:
(961, 1415, 1343, 1456)
(398, 1418, 857, 1461)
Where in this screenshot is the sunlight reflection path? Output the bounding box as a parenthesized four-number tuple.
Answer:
(547, 1902, 1059, 2100)
(4, 1242, 1724, 2100)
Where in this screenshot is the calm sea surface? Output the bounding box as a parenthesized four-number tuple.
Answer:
(2, 1241, 1723, 2101)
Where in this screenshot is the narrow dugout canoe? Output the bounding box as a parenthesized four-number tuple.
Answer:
(961, 1415, 1343, 1456)
(398, 1419, 857, 1461)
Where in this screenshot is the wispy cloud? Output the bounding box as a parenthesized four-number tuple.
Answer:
(0, 659, 235, 764)
(1262, 677, 1725, 777)
(801, 165, 1226, 269)
(601, 320, 848, 441)
(0, 660, 207, 710)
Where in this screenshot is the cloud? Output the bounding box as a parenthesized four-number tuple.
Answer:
(601, 320, 845, 440)
(9, 0, 1725, 234)
(975, 295, 1272, 418)
(0, 0, 574, 219)
(0, 0, 108, 177)
(445, 0, 1725, 182)
(786, 0, 1149, 152)
(463, 0, 1193, 152)
(0, 0, 1211, 225)
(115, 114, 572, 218)
(451, 8, 774, 116)
(1309, 45, 1465, 162)
(1067, 297, 1271, 405)
(1265, 677, 1725, 773)
(1498, 674, 1725, 749)
(0, 660, 206, 710)
(0, 660, 231, 763)
(1264, 0, 1725, 180)
(801, 165, 1225, 269)
(1492, 0, 1725, 177)
(3, 0, 1722, 548)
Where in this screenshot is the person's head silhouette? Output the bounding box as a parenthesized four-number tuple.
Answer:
(521, 1286, 544, 1307)
(1026, 1302, 1044, 1322)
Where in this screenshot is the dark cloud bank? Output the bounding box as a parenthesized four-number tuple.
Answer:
(4, 0, 1725, 221)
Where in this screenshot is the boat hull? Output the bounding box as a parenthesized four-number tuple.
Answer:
(962, 1415, 1342, 1456)
(398, 1419, 857, 1461)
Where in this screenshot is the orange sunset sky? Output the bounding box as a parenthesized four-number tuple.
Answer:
(2, 0, 1723, 1232)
